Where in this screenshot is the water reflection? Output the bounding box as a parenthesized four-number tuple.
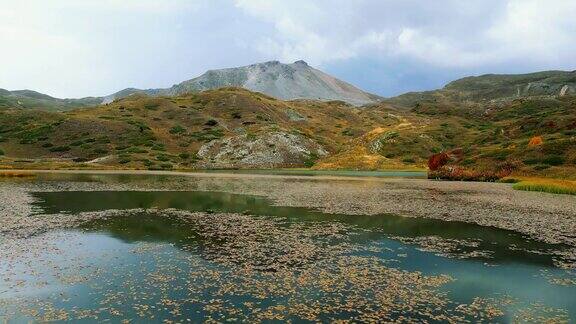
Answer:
(35, 190, 567, 267)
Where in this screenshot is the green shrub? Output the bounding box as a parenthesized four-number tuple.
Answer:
(205, 119, 218, 126)
(17, 125, 52, 144)
(0, 149, 4, 155)
(160, 163, 173, 169)
(179, 153, 191, 160)
(304, 153, 319, 168)
(156, 154, 170, 162)
(141, 159, 153, 167)
(49, 146, 71, 152)
(144, 103, 160, 110)
(169, 125, 186, 134)
(541, 155, 565, 166)
(190, 128, 224, 142)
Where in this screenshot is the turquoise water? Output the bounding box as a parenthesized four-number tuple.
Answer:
(0, 174, 574, 322)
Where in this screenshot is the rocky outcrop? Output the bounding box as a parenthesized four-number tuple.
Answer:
(197, 131, 328, 169)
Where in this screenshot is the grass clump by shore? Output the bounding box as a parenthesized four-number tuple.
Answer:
(512, 178, 576, 195)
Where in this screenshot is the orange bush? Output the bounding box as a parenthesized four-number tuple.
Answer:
(528, 136, 543, 147)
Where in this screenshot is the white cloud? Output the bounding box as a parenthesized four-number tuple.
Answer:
(0, 0, 209, 97)
(0, 2, 104, 97)
(1, 0, 575, 98)
(233, 0, 360, 65)
(235, 0, 576, 68)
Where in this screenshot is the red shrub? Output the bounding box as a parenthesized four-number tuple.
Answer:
(428, 152, 449, 171)
(428, 148, 464, 171)
(428, 162, 516, 182)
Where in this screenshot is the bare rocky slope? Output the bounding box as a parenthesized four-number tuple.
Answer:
(105, 60, 381, 106)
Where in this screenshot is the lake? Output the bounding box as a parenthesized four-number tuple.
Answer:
(0, 171, 574, 322)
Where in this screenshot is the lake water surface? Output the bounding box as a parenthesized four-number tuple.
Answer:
(0, 173, 574, 322)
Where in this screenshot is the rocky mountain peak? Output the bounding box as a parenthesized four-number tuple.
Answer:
(106, 60, 381, 106)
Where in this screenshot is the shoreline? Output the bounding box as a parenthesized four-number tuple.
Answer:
(1, 170, 576, 249)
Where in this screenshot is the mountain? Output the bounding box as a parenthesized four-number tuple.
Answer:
(0, 88, 102, 111)
(4, 67, 575, 113)
(105, 60, 381, 106)
(387, 70, 576, 111)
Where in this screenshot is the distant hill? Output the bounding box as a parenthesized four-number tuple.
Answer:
(387, 70, 576, 111)
(0, 88, 101, 111)
(104, 60, 381, 106)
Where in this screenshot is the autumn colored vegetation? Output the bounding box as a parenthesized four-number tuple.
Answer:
(528, 136, 544, 147)
(428, 149, 514, 182)
(427, 148, 464, 171)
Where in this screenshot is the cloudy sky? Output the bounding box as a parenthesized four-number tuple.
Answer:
(1, 0, 575, 98)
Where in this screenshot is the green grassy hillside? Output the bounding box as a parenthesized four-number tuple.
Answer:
(0, 89, 102, 111)
(0, 88, 405, 170)
(0, 86, 574, 179)
(386, 70, 576, 115)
